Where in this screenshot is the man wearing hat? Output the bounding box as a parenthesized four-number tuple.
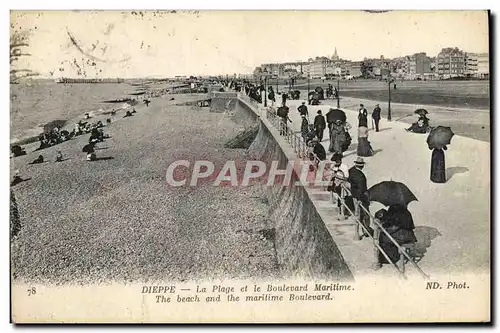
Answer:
(297, 101, 309, 118)
(348, 157, 372, 238)
(372, 104, 381, 132)
(327, 153, 350, 218)
(313, 110, 326, 142)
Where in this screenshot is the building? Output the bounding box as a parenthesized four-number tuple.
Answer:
(349, 61, 362, 77)
(476, 53, 489, 78)
(465, 53, 478, 76)
(331, 47, 340, 61)
(309, 57, 329, 78)
(437, 47, 466, 78)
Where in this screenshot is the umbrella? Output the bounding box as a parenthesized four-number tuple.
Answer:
(427, 126, 454, 150)
(315, 86, 324, 93)
(368, 181, 418, 207)
(82, 143, 95, 153)
(414, 109, 428, 116)
(326, 108, 346, 123)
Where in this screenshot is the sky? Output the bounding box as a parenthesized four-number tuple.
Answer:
(10, 10, 489, 78)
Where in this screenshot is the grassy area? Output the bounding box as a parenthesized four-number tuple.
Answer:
(276, 79, 490, 109)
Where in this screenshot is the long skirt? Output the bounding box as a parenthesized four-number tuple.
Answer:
(357, 137, 373, 157)
(379, 228, 417, 264)
(430, 148, 446, 183)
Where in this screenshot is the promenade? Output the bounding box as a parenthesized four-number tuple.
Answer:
(263, 97, 490, 277)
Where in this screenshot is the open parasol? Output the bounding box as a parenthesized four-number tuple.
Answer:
(368, 180, 418, 207)
(414, 109, 428, 116)
(326, 108, 346, 123)
(82, 143, 95, 153)
(427, 126, 454, 150)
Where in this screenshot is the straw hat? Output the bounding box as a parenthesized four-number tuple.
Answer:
(354, 157, 365, 166)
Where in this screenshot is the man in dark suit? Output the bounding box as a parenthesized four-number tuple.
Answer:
(348, 157, 372, 238)
(313, 110, 326, 142)
(372, 104, 381, 132)
(297, 101, 308, 117)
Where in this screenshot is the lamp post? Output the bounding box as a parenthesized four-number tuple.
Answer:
(264, 74, 268, 107)
(387, 76, 393, 121)
(307, 73, 310, 98)
(336, 76, 340, 108)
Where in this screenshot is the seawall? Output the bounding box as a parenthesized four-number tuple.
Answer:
(214, 93, 354, 281)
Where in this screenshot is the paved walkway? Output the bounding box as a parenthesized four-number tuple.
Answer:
(274, 84, 490, 142)
(249, 94, 490, 278)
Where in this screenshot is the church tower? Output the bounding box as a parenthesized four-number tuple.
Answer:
(332, 47, 339, 61)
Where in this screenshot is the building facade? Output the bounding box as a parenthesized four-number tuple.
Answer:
(437, 47, 466, 78)
(349, 61, 362, 77)
(476, 53, 489, 78)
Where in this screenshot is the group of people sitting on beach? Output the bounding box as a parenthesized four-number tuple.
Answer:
(34, 119, 106, 152)
(11, 101, 145, 187)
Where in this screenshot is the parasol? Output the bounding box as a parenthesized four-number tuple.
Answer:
(326, 108, 346, 123)
(82, 143, 95, 153)
(414, 109, 428, 116)
(426, 126, 454, 150)
(368, 180, 418, 207)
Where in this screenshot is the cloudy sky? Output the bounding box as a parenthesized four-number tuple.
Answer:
(11, 10, 489, 78)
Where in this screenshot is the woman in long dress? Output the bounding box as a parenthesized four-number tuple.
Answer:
(300, 114, 309, 141)
(377, 205, 418, 265)
(430, 146, 447, 183)
(357, 126, 374, 157)
(328, 120, 346, 154)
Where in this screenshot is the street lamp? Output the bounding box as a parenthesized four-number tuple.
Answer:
(307, 73, 310, 98)
(264, 73, 268, 107)
(387, 76, 393, 121)
(336, 76, 340, 108)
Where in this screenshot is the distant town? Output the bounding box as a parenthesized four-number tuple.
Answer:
(249, 47, 489, 81)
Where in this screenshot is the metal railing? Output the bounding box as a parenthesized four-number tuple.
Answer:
(237, 90, 429, 280)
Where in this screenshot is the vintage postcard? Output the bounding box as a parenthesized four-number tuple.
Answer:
(10, 10, 490, 323)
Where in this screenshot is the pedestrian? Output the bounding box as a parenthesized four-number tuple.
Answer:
(358, 104, 368, 127)
(314, 110, 326, 142)
(300, 114, 309, 141)
(268, 86, 275, 106)
(327, 152, 351, 218)
(329, 120, 347, 154)
(357, 126, 374, 157)
(277, 106, 292, 136)
(298, 102, 308, 118)
(376, 205, 418, 267)
(430, 146, 447, 183)
(348, 157, 372, 237)
(372, 104, 381, 132)
(307, 137, 326, 171)
(281, 92, 287, 107)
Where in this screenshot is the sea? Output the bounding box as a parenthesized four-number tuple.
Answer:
(10, 79, 172, 143)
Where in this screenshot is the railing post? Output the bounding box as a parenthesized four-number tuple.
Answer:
(372, 217, 382, 270)
(339, 186, 346, 221)
(354, 199, 362, 241)
(399, 247, 406, 274)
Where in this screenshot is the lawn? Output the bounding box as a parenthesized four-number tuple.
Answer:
(276, 79, 490, 109)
